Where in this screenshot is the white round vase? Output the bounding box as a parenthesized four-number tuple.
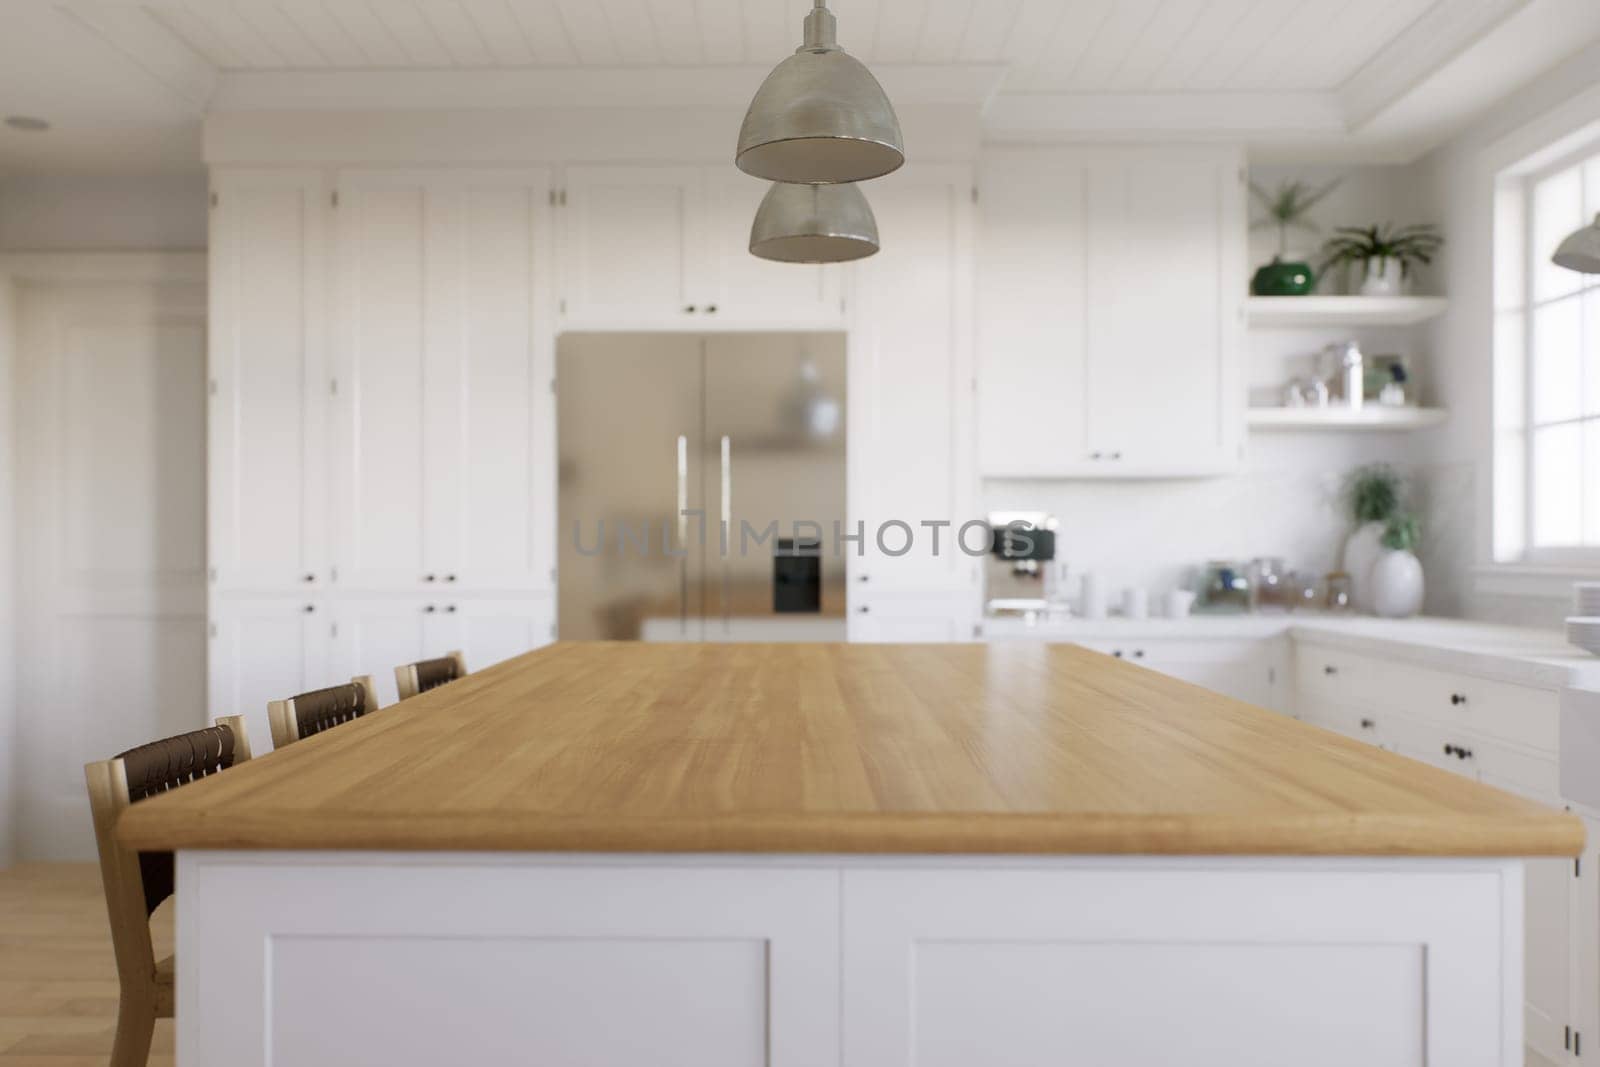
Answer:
(1342, 520, 1387, 612)
(1371, 549, 1424, 618)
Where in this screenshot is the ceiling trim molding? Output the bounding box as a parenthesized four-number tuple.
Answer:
(56, 1, 215, 112)
(209, 65, 1010, 113)
(983, 92, 1347, 140)
(1338, 0, 1535, 130)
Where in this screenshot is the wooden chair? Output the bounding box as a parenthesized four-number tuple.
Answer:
(268, 675, 380, 750)
(395, 650, 468, 700)
(84, 716, 253, 1067)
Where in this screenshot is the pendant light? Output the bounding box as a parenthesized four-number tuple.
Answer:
(736, 0, 903, 185)
(749, 182, 879, 263)
(1553, 213, 1600, 274)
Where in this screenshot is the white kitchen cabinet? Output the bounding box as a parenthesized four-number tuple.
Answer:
(208, 169, 330, 592)
(559, 166, 843, 329)
(976, 146, 1244, 479)
(848, 592, 977, 643)
(1075, 637, 1288, 711)
(331, 169, 554, 594)
(846, 164, 978, 602)
(208, 595, 331, 755)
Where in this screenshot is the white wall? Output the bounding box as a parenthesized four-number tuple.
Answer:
(0, 173, 207, 251)
(1414, 36, 1600, 628)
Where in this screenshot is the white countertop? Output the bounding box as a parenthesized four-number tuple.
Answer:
(980, 612, 1600, 689)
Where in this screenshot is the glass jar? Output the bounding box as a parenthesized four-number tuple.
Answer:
(1285, 570, 1321, 613)
(1250, 557, 1288, 613)
(1324, 571, 1354, 613)
(1196, 560, 1251, 614)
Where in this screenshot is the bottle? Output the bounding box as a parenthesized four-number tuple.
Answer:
(1334, 340, 1364, 411)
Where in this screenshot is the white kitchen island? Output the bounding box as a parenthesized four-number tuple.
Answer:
(119, 642, 1582, 1067)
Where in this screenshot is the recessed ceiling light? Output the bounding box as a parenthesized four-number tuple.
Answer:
(5, 116, 50, 132)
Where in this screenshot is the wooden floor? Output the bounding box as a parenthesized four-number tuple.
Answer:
(0, 864, 172, 1066)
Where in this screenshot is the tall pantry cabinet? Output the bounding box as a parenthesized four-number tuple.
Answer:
(207, 168, 556, 748)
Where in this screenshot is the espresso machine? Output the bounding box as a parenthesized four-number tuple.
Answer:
(983, 511, 1062, 616)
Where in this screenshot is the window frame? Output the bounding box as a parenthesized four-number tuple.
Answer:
(1513, 142, 1600, 567)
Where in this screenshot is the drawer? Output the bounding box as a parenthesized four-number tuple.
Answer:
(1296, 696, 1384, 746)
(1382, 712, 1560, 799)
(1293, 644, 1389, 707)
(1373, 660, 1558, 755)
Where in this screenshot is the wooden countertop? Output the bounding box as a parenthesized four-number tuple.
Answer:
(117, 642, 1584, 856)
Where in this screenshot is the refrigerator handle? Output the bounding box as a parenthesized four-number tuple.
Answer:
(677, 434, 688, 635)
(720, 435, 731, 631)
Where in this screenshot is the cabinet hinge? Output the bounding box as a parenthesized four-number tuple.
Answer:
(559, 297, 567, 314)
(550, 566, 557, 583)
(1568, 1026, 1573, 1051)
(331, 621, 338, 639)
(209, 190, 218, 208)
(208, 566, 217, 582)
(331, 190, 339, 208)
(560, 189, 567, 206)
(549, 188, 557, 207)
(330, 377, 338, 396)
(549, 622, 557, 638)
(971, 185, 978, 204)
(330, 565, 339, 583)
(1578, 1030, 1582, 1056)
(208, 378, 218, 396)
(549, 378, 557, 395)
(1577, 856, 1582, 877)
(208, 622, 217, 638)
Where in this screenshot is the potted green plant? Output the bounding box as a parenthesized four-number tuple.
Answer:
(1342, 464, 1402, 613)
(1319, 222, 1443, 296)
(1248, 177, 1340, 296)
(1371, 513, 1424, 618)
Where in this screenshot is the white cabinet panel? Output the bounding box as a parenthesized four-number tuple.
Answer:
(974, 146, 1243, 479)
(333, 170, 553, 593)
(209, 169, 329, 590)
(209, 596, 329, 755)
(561, 166, 701, 325)
(977, 149, 1087, 476)
(1084, 150, 1242, 476)
(847, 165, 977, 596)
(1527, 852, 1574, 1064)
(333, 173, 430, 588)
(849, 593, 976, 644)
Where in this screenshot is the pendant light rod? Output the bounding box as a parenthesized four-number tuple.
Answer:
(802, 2, 837, 51)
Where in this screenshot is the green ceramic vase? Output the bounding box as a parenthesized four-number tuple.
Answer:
(1250, 256, 1315, 296)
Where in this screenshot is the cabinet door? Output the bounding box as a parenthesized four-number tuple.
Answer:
(454, 596, 556, 671)
(209, 596, 329, 755)
(209, 169, 329, 591)
(561, 166, 703, 327)
(439, 174, 554, 593)
(847, 165, 978, 597)
(1081, 148, 1243, 477)
(699, 171, 844, 328)
(976, 149, 1088, 476)
(1527, 843, 1576, 1064)
(1574, 813, 1600, 1063)
(848, 593, 976, 643)
(332, 172, 435, 590)
(328, 596, 433, 708)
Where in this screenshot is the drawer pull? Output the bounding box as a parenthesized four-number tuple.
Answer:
(1132, 649, 1145, 659)
(1360, 718, 1375, 729)
(1450, 693, 1467, 706)
(858, 605, 870, 614)
(1323, 665, 1337, 675)
(1111, 649, 1124, 658)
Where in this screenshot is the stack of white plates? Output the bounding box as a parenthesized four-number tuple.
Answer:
(1578, 581, 1600, 617)
(1570, 615, 1600, 656)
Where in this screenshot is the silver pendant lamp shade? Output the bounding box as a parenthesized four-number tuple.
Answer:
(749, 182, 879, 263)
(1553, 213, 1600, 274)
(735, 1, 904, 184)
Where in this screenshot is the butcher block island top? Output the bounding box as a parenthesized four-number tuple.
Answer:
(118, 641, 1583, 856)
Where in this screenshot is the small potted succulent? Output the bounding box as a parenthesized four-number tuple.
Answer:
(1248, 177, 1340, 296)
(1319, 222, 1443, 296)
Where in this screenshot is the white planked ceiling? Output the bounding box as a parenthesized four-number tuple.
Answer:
(131, 0, 1438, 94)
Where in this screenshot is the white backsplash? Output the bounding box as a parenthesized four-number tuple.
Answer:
(983, 434, 1464, 609)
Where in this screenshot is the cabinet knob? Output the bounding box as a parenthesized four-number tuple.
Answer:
(1323, 665, 1337, 675)
(302, 573, 315, 583)
(1360, 718, 1375, 729)
(857, 574, 870, 582)
(1443, 743, 1456, 756)
(684, 305, 697, 313)
(445, 604, 457, 613)
(1458, 747, 1473, 760)
(1112, 649, 1124, 658)
(1132, 649, 1145, 659)
(303, 604, 315, 614)
(1450, 693, 1466, 706)
(706, 305, 718, 313)
(1090, 451, 1103, 460)
(444, 574, 457, 583)
(423, 604, 436, 613)
(1109, 451, 1123, 460)
(423, 574, 436, 583)
(858, 605, 870, 614)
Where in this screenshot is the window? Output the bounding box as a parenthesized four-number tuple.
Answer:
(1494, 143, 1600, 564)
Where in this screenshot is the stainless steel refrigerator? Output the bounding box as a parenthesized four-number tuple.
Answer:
(557, 332, 847, 641)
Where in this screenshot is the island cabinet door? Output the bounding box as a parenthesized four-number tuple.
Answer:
(842, 861, 1523, 1067)
(178, 856, 842, 1067)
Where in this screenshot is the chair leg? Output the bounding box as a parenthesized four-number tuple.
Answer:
(109, 991, 156, 1067)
